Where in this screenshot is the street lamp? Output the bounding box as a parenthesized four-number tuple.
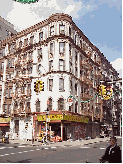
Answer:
(45, 108, 49, 142)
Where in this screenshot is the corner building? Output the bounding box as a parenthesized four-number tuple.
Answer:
(0, 13, 109, 140)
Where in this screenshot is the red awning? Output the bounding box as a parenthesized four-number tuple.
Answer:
(0, 123, 10, 126)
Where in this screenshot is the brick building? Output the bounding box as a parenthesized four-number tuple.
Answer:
(0, 13, 121, 140)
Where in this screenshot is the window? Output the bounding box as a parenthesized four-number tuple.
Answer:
(27, 84, 31, 94)
(49, 79, 53, 91)
(28, 66, 32, 74)
(50, 43, 54, 54)
(0, 90, 1, 98)
(59, 59, 65, 71)
(39, 32, 43, 41)
(7, 59, 10, 68)
(59, 42, 65, 53)
(59, 78, 64, 91)
(50, 26, 54, 36)
(58, 98, 64, 111)
(48, 98, 52, 111)
(26, 102, 30, 109)
(36, 99, 40, 112)
(69, 44, 71, 56)
(11, 58, 14, 67)
(19, 41, 22, 48)
(8, 104, 11, 114)
(2, 48, 5, 57)
(1, 63, 4, 70)
(38, 48, 42, 61)
(23, 53, 27, 60)
(6, 30, 9, 36)
(80, 40, 82, 48)
(75, 83, 77, 95)
(49, 60, 53, 71)
(38, 64, 41, 73)
(30, 36, 34, 44)
(59, 25, 65, 34)
(75, 102, 78, 113)
(69, 27, 71, 36)
(24, 38, 28, 46)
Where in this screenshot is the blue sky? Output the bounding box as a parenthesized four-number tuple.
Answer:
(0, 0, 122, 77)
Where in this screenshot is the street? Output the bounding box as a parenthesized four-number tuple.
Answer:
(0, 138, 122, 163)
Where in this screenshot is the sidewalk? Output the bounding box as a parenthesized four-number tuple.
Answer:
(8, 136, 122, 147)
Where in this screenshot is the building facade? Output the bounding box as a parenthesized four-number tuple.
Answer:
(0, 16, 17, 41)
(0, 13, 121, 140)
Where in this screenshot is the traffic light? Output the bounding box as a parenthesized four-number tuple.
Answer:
(97, 85, 101, 96)
(34, 81, 38, 92)
(39, 80, 44, 91)
(25, 122, 28, 130)
(101, 85, 107, 96)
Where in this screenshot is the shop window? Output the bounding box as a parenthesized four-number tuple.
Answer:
(39, 32, 43, 41)
(36, 99, 40, 112)
(59, 42, 65, 53)
(59, 25, 65, 34)
(49, 60, 53, 71)
(59, 78, 64, 92)
(59, 59, 65, 71)
(50, 26, 54, 36)
(49, 79, 53, 91)
(48, 98, 52, 111)
(58, 98, 64, 111)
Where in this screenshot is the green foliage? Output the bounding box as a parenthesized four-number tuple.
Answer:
(13, 0, 39, 4)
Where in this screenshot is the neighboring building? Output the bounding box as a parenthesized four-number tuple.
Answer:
(0, 16, 17, 134)
(0, 16, 17, 41)
(0, 13, 121, 140)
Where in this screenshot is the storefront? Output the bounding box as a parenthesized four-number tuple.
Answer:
(0, 117, 10, 135)
(34, 111, 89, 141)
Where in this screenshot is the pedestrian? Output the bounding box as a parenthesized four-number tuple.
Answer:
(99, 136, 122, 163)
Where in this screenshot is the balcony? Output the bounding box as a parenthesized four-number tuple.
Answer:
(80, 76, 93, 86)
(80, 60, 93, 70)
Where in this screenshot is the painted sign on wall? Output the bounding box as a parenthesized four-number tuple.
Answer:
(37, 114, 89, 123)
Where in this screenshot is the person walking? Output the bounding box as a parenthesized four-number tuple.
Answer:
(99, 136, 122, 163)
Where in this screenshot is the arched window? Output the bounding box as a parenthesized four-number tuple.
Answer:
(58, 98, 64, 111)
(36, 99, 40, 112)
(48, 98, 52, 111)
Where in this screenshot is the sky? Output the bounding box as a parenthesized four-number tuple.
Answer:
(0, 0, 122, 77)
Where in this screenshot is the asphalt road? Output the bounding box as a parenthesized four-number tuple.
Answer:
(0, 138, 122, 163)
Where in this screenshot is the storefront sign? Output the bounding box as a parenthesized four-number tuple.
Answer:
(0, 117, 10, 123)
(37, 114, 89, 123)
